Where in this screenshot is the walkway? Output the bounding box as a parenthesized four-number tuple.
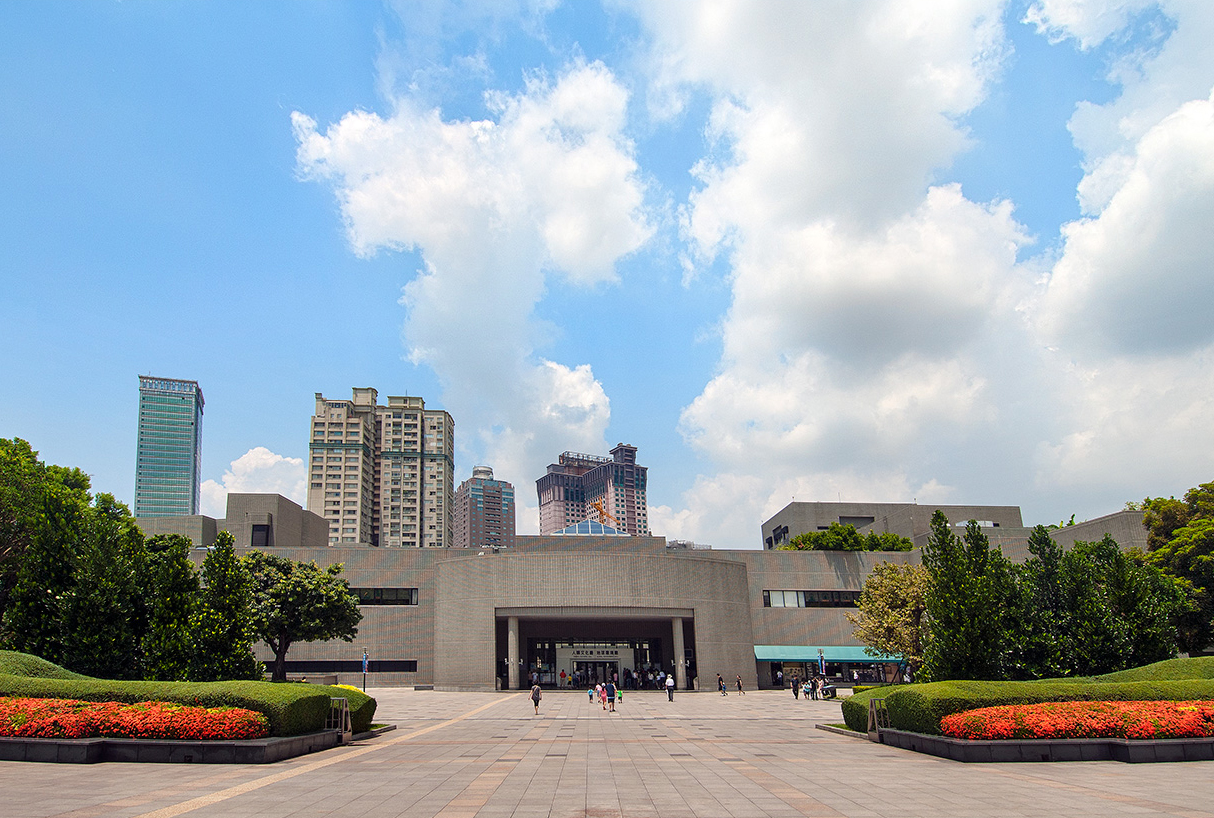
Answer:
(4, 689, 1213, 818)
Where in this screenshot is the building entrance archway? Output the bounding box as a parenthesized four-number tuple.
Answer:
(496, 610, 695, 690)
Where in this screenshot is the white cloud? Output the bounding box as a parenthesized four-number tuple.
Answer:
(1039, 89, 1214, 355)
(294, 60, 652, 504)
(201, 447, 306, 518)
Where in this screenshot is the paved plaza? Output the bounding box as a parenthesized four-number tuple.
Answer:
(4, 689, 1214, 818)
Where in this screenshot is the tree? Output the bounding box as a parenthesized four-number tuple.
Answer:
(921, 512, 1013, 682)
(1006, 525, 1073, 679)
(1142, 481, 1214, 653)
(781, 522, 912, 552)
(244, 551, 361, 682)
(141, 534, 200, 681)
(191, 531, 262, 682)
(0, 438, 93, 652)
(848, 562, 929, 676)
(60, 494, 148, 679)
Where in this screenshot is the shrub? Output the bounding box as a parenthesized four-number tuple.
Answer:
(841, 687, 883, 732)
(0, 675, 330, 737)
(317, 684, 377, 734)
(0, 650, 89, 680)
(1092, 657, 1214, 683)
(883, 679, 1214, 735)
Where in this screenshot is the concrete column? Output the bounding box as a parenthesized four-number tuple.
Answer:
(507, 616, 520, 690)
(672, 617, 687, 690)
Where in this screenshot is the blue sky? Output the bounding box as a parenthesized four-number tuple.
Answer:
(4, 1, 1213, 548)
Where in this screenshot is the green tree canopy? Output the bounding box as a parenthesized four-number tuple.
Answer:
(244, 551, 362, 682)
(1141, 481, 1214, 653)
(921, 512, 1013, 682)
(781, 522, 912, 552)
(191, 531, 262, 682)
(847, 561, 929, 674)
(142, 534, 200, 681)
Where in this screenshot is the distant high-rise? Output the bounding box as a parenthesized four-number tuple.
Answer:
(536, 444, 649, 535)
(134, 376, 204, 518)
(454, 466, 516, 549)
(307, 388, 454, 546)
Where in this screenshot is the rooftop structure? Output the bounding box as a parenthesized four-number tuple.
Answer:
(536, 444, 649, 535)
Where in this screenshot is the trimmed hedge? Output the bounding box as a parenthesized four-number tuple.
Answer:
(0, 675, 331, 737)
(0, 650, 90, 680)
(1092, 656, 1214, 683)
(883, 679, 1214, 735)
(317, 685, 377, 734)
(839, 657, 1214, 734)
(841, 687, 882, 732)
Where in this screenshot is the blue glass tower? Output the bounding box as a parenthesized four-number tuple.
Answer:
(134, 375, 204, 517)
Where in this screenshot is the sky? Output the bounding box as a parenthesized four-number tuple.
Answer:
(3, 0, 1213, 549)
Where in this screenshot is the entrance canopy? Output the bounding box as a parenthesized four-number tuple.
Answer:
(753, 645, 900, 663)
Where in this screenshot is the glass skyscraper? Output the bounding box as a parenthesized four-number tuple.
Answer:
(134, 375, 204, 517)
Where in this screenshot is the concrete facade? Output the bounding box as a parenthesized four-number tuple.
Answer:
(138, 493, 328, 549)
(760, 500, 1025, 550)
(233, 534, 917, 691)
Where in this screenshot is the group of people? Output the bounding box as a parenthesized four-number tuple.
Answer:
(715, 673, 746, 695)
(789, 674, 830, 700)
(555, 666, 676, 690)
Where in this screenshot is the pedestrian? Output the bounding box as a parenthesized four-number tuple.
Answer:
(599, 683, 607, 710)
(665, 672, 676, 701)
(717, 674, 727, 696)
(809, 676, 818, 700)
(606, 680, 617, 712)
(588, 687, 595, 703)
(531, 683, 542, 715)
(560, 669, 566, 688)
(792, 674, 800, 699)
(735, 675, 745, 695)
(776, 669, 784, 688)
(802, 680, 812, 700)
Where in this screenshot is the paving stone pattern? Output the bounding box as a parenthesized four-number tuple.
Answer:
(3, 690, 1213, 818)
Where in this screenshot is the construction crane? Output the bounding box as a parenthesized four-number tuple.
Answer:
(589, 499, 622, 528)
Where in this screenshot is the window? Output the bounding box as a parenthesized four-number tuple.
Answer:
(762, 590, 860, 608)
(351, 588, 419, 605)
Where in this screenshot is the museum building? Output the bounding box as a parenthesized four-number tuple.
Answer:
(146, 493, 1143, 691)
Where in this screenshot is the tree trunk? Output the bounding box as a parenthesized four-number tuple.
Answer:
(271, 636, 291, 682)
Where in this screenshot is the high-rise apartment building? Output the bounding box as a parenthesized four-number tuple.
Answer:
(454, 466, 516, 549)
(134, 376, 204, 518)
(307, 388, 454, 546)
(536, 444, 649, 535)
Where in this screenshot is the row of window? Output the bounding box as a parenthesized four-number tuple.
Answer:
(351, 587, 419, 605)
(762, 590, 861, 608)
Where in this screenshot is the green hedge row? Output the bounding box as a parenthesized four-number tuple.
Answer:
(0, 650, 89, 680)
(1091, 656, 1214, 683)
(843, 679, 1214, 735)
(0, 675, 332, 737)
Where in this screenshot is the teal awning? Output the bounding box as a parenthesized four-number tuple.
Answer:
(753, 645, 900, 663)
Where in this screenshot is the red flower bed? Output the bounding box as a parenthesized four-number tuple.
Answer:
(0, 697, 270, 741)
(941, 700, 1214, 741)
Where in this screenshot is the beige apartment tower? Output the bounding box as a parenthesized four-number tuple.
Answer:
(307, 388, 454, 547)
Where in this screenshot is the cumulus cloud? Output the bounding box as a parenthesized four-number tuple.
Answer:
(1039, 90, 1214, 355)
(294, 60, 651, 505)
(201, 447, 306, 518)
(626, 1, 1030, 547)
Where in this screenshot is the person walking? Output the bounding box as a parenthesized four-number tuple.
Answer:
(792, 674, 800, 699)
(809, 676, 819, 701)
(531, 683, 542, 715)
(735, 675, 745, 695)
(717, 674, 727, 696)
(665, 672, 676, 701)
(606, 680, 617, 712)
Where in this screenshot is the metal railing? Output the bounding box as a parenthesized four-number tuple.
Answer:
(327, 698, 353, 745)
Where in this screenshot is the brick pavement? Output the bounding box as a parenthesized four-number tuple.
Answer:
(3, 689, 1214, 818)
